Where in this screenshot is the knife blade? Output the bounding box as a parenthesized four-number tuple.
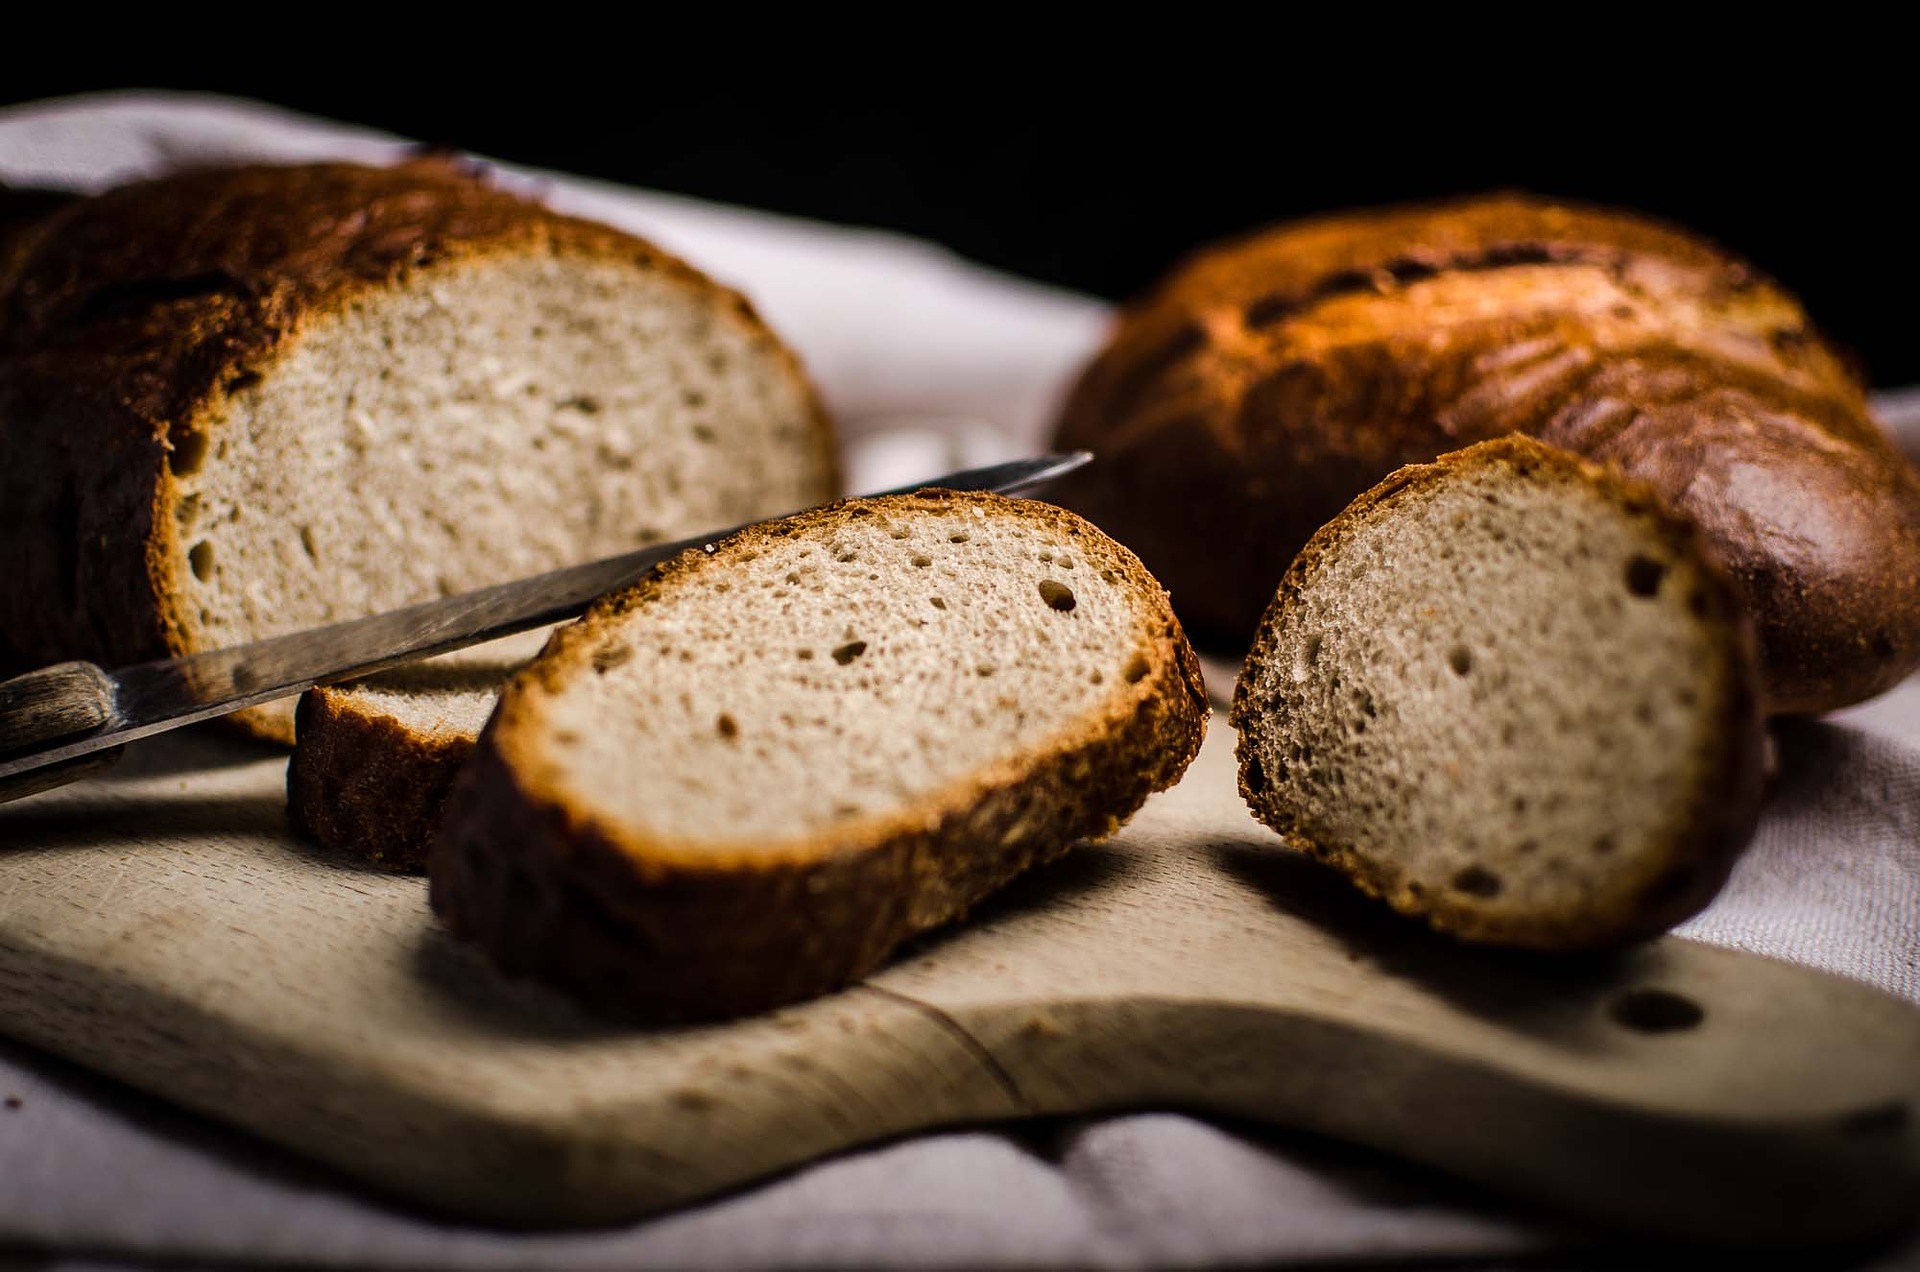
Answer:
(0, 452, 1092, 801)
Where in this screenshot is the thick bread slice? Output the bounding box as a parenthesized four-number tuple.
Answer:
(432, 489, 1210, 1020)
(0, 161, 836, 740)
(288, 628, 549, 870)
(1231, 436, 1765, 950)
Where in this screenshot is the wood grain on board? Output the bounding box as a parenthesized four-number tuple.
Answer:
(0, 713, 1915, 1243)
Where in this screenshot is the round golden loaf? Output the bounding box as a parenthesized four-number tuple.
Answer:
(1053, 194, 1920, 715)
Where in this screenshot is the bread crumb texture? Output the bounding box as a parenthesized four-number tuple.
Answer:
(432, 490, 1208, 1019)
(1232, 437, 1764, 950)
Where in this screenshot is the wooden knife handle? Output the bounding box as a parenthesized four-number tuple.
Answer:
(0, 661, 120, 802)
(0, 660, 116, 755)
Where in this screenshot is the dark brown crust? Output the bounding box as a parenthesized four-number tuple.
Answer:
(287, 686, 484, 872)
(431, 490, 1210, 1021)
(0, 161, 837, 731)
(1230, 436, 1767, 950)
(1053, 192, 1920, 715)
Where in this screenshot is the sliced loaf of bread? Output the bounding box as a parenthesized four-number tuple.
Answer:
(1231, 436, 1766, 950)
(287, 628, 549, 870)
(431, 489, 1209, 1020)
(0, 161, 836, 740)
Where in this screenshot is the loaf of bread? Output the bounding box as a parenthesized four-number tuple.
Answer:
(0, 161, 837, 740)
(1232, 436, 1765, 949)
(287, 629, 547, 870)
(432, 489, 1209, 1020)
(1054, 194, 1920, 715)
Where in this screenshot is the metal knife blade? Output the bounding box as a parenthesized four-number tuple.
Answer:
(0, 452, 1091, 796)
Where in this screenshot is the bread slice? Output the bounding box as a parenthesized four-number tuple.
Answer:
(287, 628, 549, 870)
(0, 161, 836, 740)
(431, 489, 1209, 1020)
(1230, 436, 1765, 950)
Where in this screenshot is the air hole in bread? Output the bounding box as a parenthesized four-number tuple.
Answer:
(1447, 645, 1473, 677)
(911, 554, 932, 568)
(168, 431, 210, 478)
(1244, 757, 1266, 794)
(716, 713, 739, 739)
(1451, 866, 1502, 897)
(1123, 654, 1150, 683)
(592, 644, 633, 673)
(949, 532, 970, 544)
(797, 649, 814, 660)
(556, 394, 602, 414)
(930, 597, 947, 610)
(691, 424, 716, 444)
(1608, 987, 1704, 1033)
(188, 541, 215, 583)
(1295, 633, 1323, 681)
(1038, 580, 1077, 612)
(299, 526, 319, 562)
(890, 528, 912, 540)
(1625, 554, 1667, 597)
(832, 641, 867, 665)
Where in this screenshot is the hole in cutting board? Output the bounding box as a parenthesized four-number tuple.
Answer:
(1608, 987, 1704, 1034)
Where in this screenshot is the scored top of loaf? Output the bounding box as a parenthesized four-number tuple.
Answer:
(1068, 192, 1868, 440)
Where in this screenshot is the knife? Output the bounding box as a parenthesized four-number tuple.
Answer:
(0, 452, 1092, 804)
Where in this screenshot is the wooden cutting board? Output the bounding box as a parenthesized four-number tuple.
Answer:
(1, 712, 1916, 1245)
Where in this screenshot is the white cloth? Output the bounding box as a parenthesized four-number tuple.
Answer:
(1, 92, 1916, 1270)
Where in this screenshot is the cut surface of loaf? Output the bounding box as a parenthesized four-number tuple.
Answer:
(432, 489, 1209, 1020)
(288, 628, 549, 870)
(1054, 193, 1920, 714)
(0, 162, 836, 740)
(1231, 437, 1765, 950)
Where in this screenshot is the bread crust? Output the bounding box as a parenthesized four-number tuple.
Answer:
(0, 161, 836, 738)
(431, 489, 1210, 1020)
(1231, 436, 1767, 950)
(287, 684, 484, 872)
(1054, 193, 1920, 715)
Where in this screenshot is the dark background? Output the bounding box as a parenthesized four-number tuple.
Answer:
(6, 58, 1914, 384)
